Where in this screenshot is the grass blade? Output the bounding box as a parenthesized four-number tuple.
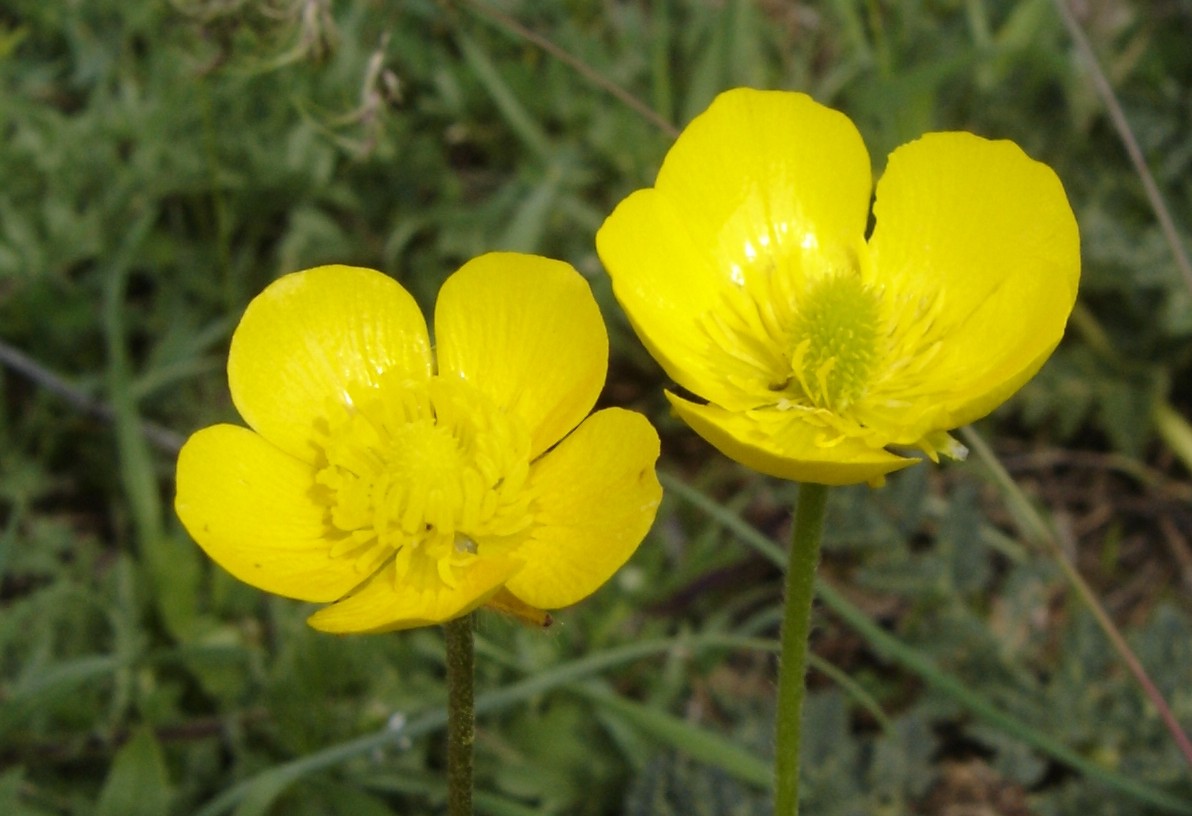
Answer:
(196, 633, 765, 816)
(454, 28, 551, 160)
(662, 472, 1192, 814)
(573, 682, 771, 788)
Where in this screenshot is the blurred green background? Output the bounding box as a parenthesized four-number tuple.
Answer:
(2, 0, 1191, 814)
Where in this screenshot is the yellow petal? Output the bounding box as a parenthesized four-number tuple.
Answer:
(668, 393, 915, 486)
(228, 265, 432, 463)
(868, 132, 1080, 428)
(505, 408, 661, 609)
(484, 588, 553, 628)
(175, 424, 361, 603)
(598, 88, 872, 409)
(434, 253, 608, 459)
(306, 554, 520, 633)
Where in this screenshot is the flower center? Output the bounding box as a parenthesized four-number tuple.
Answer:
(787, 273, 881, 411)
(312, 373, 532, 589)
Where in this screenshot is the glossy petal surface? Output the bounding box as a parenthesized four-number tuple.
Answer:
(175, 424, 361, 603)
(867, 132, 1081, 429)
(306, 553, 520, 633)
(228, 265, 432, 462)
(506, 409, 662, 609)
(599, 89, 1079, 485)
(179, 258, 660, 632)
(598, 88, 871, 409)
(435, 253, 608, 459)
(668, 394, 914, 486)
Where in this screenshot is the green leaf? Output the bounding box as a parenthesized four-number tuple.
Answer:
(96, 728, 172, 816)
(669, 476, 1192, 815)
(574, 683, 770, 789)
(0, 768, 56, 816)
(0, 654, 122, 740)
(455, 29, 552, 159)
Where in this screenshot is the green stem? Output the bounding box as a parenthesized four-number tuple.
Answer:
(445, 614, 475, 816)
(773, 482, 829, 815)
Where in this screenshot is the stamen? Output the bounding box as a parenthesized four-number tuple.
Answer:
(313, 374, 532, 593)
(787, 272, 881, 410)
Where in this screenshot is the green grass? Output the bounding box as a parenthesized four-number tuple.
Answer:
(2, 0, 1192, 814)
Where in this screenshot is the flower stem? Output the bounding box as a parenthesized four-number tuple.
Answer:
(773, 482, 829, 815)
(445, 614, 475, 816)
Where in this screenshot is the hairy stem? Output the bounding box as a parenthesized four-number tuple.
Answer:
(773, 482, 829, 815)
(445, 614, 475, 816)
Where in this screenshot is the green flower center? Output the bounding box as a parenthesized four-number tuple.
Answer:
(788, 273, 881, 411)
(313, 373, 532, 588)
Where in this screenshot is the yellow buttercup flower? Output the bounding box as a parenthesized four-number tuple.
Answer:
(175, 253, 662, 633)
(597, 88, 1080, 486)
